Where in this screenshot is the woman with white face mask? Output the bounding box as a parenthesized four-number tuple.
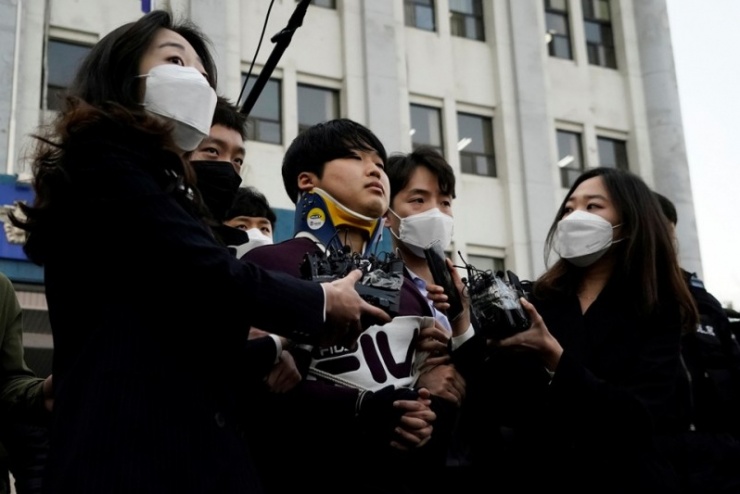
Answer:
(8, 10, 387, 493)
(476, 168, 699, 492)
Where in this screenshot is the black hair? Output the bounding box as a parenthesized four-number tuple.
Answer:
(211, 96, 247, 142)
(385, 145, 456, 205)
(654, 192, 678, 226)
(281, 118, 387, 203)
(12, 10, 217, 264)
(536, 167, 697, 331)
(225, 186, 276, 227)
(70, 10, 216, 110)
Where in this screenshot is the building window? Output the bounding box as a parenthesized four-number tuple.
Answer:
(307, 0, 335, 8)
(466, 254, 506, 274)
(457, 113, 495, 177)
(545, 0, 572, 60)
(449, 0, 485, 41)
(297, 84, 339, 134)
(597, 136, 628, 169)
(45, 39, 91, 111)
(582, 0, 616, 68)
(556, 129, 584, 188)
(241, 74, 282, 144)
(404, 0, 436, 32)
(410, 104, 444, 155)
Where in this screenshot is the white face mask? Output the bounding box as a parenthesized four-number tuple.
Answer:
(230, 228, 273, 259)
(390, 208, 454, 258)
(553, 210, 620, 267)
(139, 64, 217, 151)
(245, 228, 273, 249)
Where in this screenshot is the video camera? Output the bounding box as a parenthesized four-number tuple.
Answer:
(462, 261, 531, 340)
(301, 246, 404, 317)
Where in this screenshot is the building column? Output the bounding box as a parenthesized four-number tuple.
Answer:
(0, 0, 20, 174)
(633, 0, 702, 275)
(359, 0, 404, 154)
(506, 0, 558, 278)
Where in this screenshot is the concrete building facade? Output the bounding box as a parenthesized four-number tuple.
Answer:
(0, 0, 700, 375)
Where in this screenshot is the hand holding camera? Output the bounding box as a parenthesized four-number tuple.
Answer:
(321, 270, 391, 348)
(302, 247, 404, 320)
(498, 297, 564, 371)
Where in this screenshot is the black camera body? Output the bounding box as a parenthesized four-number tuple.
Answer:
(463, 266, 531, 340)
(301, 247, 404, 317)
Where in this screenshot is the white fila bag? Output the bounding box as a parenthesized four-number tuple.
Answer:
(307, 316, 436, 391)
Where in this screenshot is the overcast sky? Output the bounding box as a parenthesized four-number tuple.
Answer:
(666, 0, 740, 309)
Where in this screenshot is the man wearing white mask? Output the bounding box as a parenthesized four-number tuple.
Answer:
(384, 146, 485, 491)
(223, 186, 276, 252)
(384, 146, 472, 342)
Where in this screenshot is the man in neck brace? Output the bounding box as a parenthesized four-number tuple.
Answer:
(242, 119, 452, 494)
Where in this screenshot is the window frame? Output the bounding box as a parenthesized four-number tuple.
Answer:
(544, 0, 573, 60)
(556, 129, 585, 188)
(410, 103, 445, 156)
(457, 112, 496, 177)
(241, 73, 283, 145)
(597, 135, 628, 170)
(307, 0, 335, 8)
(449, 0, 485, 41)
(404, 0, 436, 32)
(582, 0, 617, 69)
(297, 83, 340, 135)
(44, 38, 93, 111)
(465, 253, 506, 275)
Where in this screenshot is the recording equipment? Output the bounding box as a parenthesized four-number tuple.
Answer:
(423, 240, 463, 321)
(301, 246, 404, 317)
(462, 262, 531, 340)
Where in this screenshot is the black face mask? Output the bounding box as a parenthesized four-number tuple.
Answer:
(192, 160, 242, 222)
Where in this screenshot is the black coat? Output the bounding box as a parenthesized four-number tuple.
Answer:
(39, 121, 327, 493)
(465, 279, 689, 492)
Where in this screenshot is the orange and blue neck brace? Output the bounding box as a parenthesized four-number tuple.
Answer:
(293, 188, 384, 256)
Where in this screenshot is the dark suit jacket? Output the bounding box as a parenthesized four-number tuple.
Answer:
(38, 121, 327, 493)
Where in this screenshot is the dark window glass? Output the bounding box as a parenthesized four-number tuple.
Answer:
(545, 0, 572, 59)
(582, 0, 616, 68)
(45, 39, 91, 111)
(556, 130, 584, 188)
(297, 84, 339, 134)
(241, 74, 282, 144)
(466, 254, 505, 274)
(597, 136, 628, 170)
(449, 0, 485, 41)
(410, 104, 444, 155)
(457, 113, 495, 177)
(404, 0, 436, 31)
(308, 0, 335, 8)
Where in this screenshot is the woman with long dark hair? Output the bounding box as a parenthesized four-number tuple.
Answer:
(11, 10, 385, 493)
(481, 167, 698, 492)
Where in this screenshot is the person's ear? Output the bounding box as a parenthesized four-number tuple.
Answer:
(297, 172, 318, 193)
